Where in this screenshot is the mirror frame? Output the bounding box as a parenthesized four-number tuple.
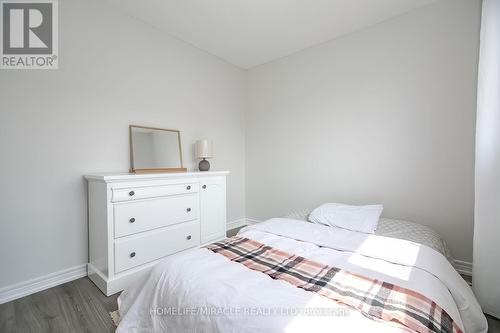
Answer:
(129, 124, 187, 174)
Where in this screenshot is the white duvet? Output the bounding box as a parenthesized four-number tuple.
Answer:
(117, 218, 488, 333)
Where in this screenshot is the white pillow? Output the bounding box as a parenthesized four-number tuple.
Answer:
(308, 203, 383, 234)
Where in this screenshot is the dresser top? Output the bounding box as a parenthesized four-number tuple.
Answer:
(85, 171, 230, 182)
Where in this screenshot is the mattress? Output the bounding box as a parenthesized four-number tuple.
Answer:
(284, 209, 454, 263)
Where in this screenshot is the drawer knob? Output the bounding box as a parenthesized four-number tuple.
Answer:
(129, 191, 135, 196)
(186, 235, 192, 240)
(186, 185, 191, 190)
(186, 208, 191, 212)
(129, 217, 135, 223)
(130, 252, 136, 258)
(202, 185, 207, 189)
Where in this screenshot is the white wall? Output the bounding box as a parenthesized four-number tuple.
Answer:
(246, 0, 480, 262)
(473, 0, 500, 318)
(0, 0, 246, 289)
(0, 0, 483, 293)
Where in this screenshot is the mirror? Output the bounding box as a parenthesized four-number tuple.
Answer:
(129, 125, 187, 173)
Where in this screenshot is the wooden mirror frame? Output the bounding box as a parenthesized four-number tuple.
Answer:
(129, 125, 187, 174)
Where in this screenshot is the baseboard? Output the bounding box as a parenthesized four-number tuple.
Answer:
(226, 218, 261, 231)
(0, 224, 472, 305)
(245, 218, 262, 225)
(0, 264, 87, 304)
(454, 259, 472, 277)
(226, 218, 248, 230)
(1, 219, 259, 304)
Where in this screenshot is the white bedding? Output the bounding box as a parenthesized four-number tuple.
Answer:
(117, 218, 487, 333)
(284, 209, 455, 262)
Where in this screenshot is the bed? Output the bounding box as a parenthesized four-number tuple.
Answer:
(116, 216, 487, 333)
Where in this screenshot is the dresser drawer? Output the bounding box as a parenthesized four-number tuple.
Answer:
(114, 194, 199, 238)
(114, 220, 200, 273)
(111, 183, 198, 202)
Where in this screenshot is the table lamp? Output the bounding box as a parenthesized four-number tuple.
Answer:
(195, 139, 212, 171)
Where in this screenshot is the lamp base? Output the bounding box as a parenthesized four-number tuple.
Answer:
(198, 158, 210, 172)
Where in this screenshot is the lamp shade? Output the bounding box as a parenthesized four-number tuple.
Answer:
(195, 139, 213, 159)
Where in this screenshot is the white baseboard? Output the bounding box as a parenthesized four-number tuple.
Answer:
(226, 218, 248, 230)
(1, 218, 261, 305)
(453, 259, 472, 277)
(0, 264, 87, 304)
(245, 218, 262, 225)
(227, 218, 261, 231)
(0, 222, 473, 305)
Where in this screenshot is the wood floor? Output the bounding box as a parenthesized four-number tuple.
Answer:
(489, 315, 500, 333)
(0, 277, 118, 333)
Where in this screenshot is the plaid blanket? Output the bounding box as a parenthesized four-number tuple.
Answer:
(205, 236, 463, 333)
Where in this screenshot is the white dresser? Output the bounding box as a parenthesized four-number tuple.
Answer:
(84, 171, 229, 296)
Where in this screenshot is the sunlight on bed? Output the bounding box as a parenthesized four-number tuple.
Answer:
(345, 236, 423, 281)
(346, 253, 413, 280)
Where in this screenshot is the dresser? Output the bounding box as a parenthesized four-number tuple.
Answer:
(84, 171, 229, 296)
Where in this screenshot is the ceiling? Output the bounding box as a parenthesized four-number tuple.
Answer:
(107, 0, 440, 69)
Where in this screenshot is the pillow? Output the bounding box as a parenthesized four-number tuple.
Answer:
(308, 203, 383, 234)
